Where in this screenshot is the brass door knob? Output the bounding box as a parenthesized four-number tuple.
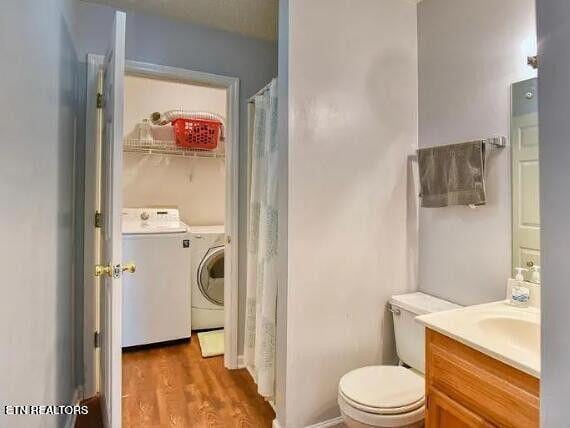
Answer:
(95, 264, 112, 277)
(95, 263, 136, 277)
(122, 263, 136, 274)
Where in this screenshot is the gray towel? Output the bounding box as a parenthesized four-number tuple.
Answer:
(417, 141, 486, 208)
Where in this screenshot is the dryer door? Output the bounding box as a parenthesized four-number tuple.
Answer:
(197, 245, 225, 306)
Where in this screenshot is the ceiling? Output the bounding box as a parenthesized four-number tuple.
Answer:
(82, 0, 278, 41)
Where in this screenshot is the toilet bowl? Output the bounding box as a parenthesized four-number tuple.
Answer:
(338, 292, 461, 428)
(338, 366, 424, 428)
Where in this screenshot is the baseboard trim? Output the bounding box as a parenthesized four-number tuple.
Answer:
(64, 388, 82, 428)
(239, 356, 256, 381)
(238, 354, 246, 368)
(305, 416, 344, 428)
(66, 412, 78, 428)
(246, 364, 256, 381)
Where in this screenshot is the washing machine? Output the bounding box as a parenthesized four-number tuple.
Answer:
(189, 225, 225, 330)
(122, 208, 192, 347)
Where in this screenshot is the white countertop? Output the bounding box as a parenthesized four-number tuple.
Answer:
(416, 301, 540, 378)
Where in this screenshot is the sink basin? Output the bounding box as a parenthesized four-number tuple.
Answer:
(476, 316, 540, 355)
(416, 301, 540, 377)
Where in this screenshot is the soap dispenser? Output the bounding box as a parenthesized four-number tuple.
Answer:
(508, 268, 530, 307)
(514, 267, 527, 282)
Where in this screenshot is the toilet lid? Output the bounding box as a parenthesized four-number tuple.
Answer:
(339, 366, 424, 414)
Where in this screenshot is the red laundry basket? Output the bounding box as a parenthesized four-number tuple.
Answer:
(172, 118, 222, 150)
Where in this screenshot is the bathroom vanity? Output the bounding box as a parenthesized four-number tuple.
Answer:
(418, 302, 540, 427)
(425, 329, 539, 427)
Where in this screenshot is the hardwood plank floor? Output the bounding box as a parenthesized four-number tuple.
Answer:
(122, 333, 275, 428)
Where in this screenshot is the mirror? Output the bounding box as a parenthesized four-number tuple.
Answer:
(511, 78, 540, 278)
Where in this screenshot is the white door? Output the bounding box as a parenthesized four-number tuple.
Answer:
(512, 81, 540, 272)
(99, 11, 126, 428)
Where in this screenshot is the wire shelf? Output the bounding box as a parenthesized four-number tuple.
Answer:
(123, 138, 225, 159)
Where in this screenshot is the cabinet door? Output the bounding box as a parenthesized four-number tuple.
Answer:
(426, 329, 539, 427)
(427, 389, 493, 428)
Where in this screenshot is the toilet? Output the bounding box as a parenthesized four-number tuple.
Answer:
(338, 292, 460, 428)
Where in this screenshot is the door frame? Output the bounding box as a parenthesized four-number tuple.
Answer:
(83, 53, 104, 398)
(84, 58, 241, 396)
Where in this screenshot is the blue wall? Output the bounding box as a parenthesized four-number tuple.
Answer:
(74, 1, 277, 354)
(0, 0, 82, 426)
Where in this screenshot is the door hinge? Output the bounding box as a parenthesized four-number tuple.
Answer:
(96, 93, 103, 109)
(94, 331, 100, 348)
(95, 211, 102, 228)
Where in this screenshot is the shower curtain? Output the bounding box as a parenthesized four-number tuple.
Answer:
(244, 79, 279, 398)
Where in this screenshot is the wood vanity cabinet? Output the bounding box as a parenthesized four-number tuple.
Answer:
(425, 329, 539, 428)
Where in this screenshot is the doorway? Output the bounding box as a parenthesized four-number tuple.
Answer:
(120, 62, 240, 372)
(83, 54, 246, 425)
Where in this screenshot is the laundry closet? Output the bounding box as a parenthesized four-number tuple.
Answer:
(121, 73, 227, 357)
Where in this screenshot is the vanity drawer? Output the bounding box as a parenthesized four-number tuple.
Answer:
(426, 329, 539, 428)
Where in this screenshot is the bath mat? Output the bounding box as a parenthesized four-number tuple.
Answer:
(197, 329, 224, 358)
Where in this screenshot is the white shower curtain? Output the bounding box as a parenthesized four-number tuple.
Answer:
(244, 79, 279, 398)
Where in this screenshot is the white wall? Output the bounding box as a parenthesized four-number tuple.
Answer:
(536, 0, 570, 424)
(123, 75, 226, 226)
(0, 0, 80, 426)
(418, 0, 537, 305)
(285, 0, 418, 425)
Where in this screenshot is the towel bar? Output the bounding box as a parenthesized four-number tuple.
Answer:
(417, 136, 507, 152)
(481, 136, 507, 148)
(408, 137, 507, 161)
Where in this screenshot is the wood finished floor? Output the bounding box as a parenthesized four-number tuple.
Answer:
(122, 333, 275, 427)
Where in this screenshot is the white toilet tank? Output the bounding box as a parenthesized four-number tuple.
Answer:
(390, 292, 460, 373)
